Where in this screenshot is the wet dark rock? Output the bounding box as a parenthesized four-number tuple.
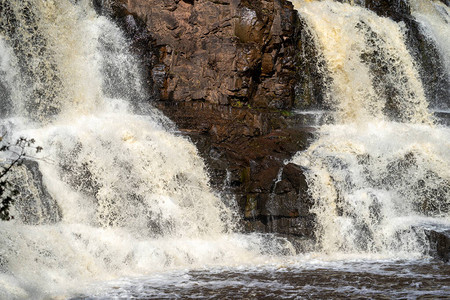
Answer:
(252, 162, 315, 239)
(424, 228, 450, 263)
(156, 101, 315, 236)
(434, 111, 450, 127)
(10, 160, 61, 224)
(244, 215, 315, 238)
(0, 80, 13, 118)
(363, 0, 411, 21)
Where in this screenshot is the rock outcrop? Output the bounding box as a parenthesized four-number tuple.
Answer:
(97, 0, 316, 239)
(123, 0, 299, 109)
(424, 228, 450, 263)
(97, 0, 449, 252)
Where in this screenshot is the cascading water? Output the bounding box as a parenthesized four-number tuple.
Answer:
(410, 0, 450, 111)
(1, 0, 449, 298)
(295, 0, 432, 124)
(291, 0, 450, 255)
(410, 0, 450, 79)
(0, 1, 293, 298)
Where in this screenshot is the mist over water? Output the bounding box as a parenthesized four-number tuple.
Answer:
(0, 0, 449, 298)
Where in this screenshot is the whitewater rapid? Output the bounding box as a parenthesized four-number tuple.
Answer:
(0, 1, 295, 298)
(291, 0, 449, 254)
(0, 0, 449, 298)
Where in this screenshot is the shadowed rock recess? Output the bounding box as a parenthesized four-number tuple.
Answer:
(96, 0, 450, 257)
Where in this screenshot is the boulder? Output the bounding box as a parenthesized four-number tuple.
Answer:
(424, 228, 450, 263)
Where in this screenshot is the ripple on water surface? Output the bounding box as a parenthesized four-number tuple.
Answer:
(72, 259, 450, 299)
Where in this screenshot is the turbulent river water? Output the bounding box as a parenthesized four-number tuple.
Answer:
(0, 0, 449, 299)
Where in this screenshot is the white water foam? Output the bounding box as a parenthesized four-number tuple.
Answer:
(0, 1, 294, 298)
(293, 0, 431, 124)
(292, 121, 450, 254)
(410, 0, 450, 77)
(291, 0, 450, 255)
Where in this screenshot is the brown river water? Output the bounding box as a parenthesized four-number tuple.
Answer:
(73, 258, 450, 299)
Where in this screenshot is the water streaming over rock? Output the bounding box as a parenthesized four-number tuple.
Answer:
(0, 1, 294, 298)
(294, 0, 432, 123)
(292, 0, 450, 254)
(410, 0, 450, 110)
(410, 0, 450, 78)
(0, 0, 449, 298)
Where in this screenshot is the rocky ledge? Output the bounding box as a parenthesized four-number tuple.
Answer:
(96, 0, 318, 239)
(157, 102, 315, 238)
(97, 0, 450, 259)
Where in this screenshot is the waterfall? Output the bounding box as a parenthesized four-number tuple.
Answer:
(410, 0, 450, 77)
(294, 0, 432, 124)
(410, 0, 450, 110)
(291, 0, 450, 255)
(0, 1, 293, 298)
(1, 0, 449, 297)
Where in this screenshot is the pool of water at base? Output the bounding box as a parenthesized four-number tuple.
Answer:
(72, 259, 449, 299)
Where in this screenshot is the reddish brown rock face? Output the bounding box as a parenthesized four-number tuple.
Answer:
(155, 102, 315, 239)
(124, 0, 299, 109)
(100, 0, 316, 241)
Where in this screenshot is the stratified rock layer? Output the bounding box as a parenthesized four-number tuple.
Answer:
(98, 0, 316, 238)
